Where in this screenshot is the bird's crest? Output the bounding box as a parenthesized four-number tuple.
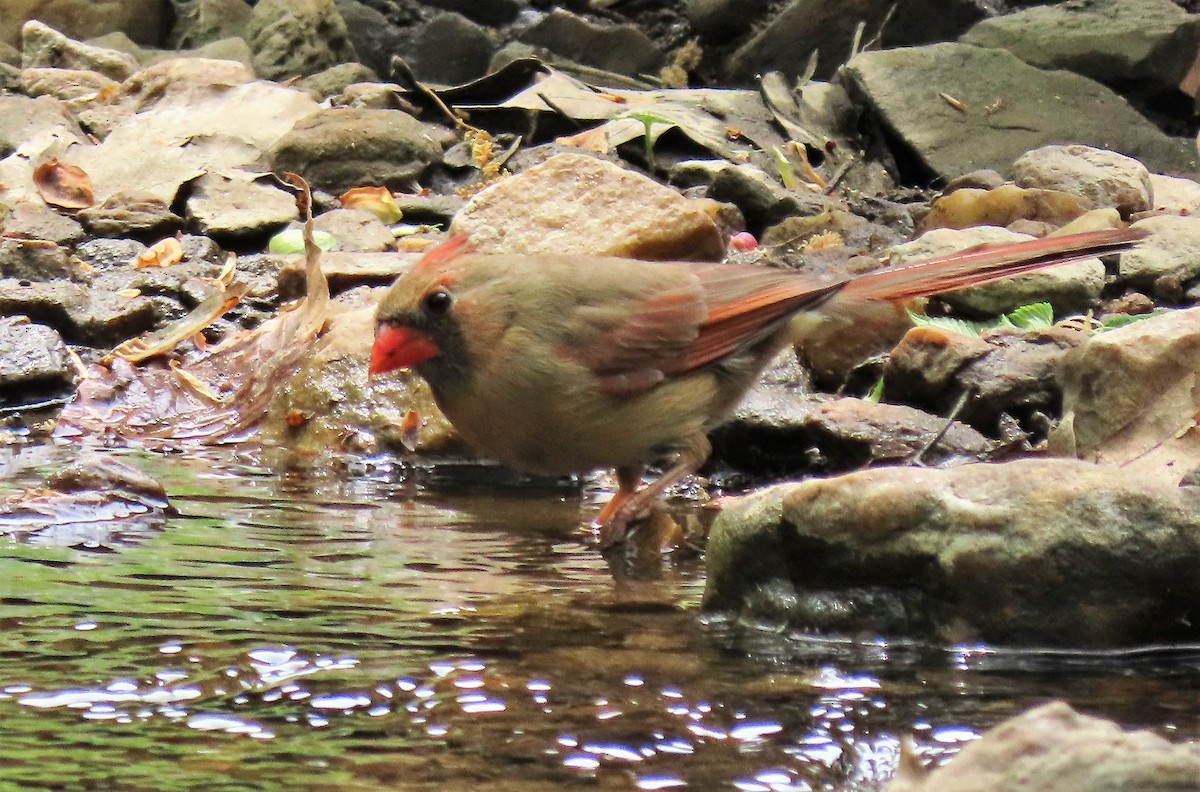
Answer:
(413, 233, 474, 281)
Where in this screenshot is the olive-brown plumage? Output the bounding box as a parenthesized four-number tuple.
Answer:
(371, 228, 1143, 547)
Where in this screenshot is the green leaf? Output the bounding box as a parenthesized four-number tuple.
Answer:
(1098, 311, 1160, 331)
(268, 228, 337, 254)
(906, 308, 988, 337)
(1006, 302, 1054, 329)
(865, 375, 885, 403)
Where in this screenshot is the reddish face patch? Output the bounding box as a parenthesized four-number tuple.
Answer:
(369, 324, 440, 376)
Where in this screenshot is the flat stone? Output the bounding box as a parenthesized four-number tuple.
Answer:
(184, 173, 298, 240)
(21, 20, 138, 80)
(0, 316, 74, 405)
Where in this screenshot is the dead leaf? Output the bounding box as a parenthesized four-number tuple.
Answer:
(132, 237, 185, 268)
(33, 158, 94, 209)
(340, 186, 403, 224)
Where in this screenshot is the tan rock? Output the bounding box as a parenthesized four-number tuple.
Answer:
(1014, 144, 1152, 217)
(450, 152, 727, 260)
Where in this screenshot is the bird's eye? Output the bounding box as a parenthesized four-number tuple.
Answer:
(422, 288, 452, 315)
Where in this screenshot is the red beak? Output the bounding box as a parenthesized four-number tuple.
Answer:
(369, 324, 439, 376)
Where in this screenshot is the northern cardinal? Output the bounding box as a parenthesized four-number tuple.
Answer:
(370, 228, 1143, 548)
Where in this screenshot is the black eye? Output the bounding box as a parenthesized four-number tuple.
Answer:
(422, 288, 452, 315)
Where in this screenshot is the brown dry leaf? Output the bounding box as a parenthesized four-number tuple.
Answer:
(339, 186, 403, 224)
(106, 282, 250, 364)
(33, 158, 94, 209)
(133, 237, 185, 268)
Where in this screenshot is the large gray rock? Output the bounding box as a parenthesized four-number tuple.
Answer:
(725, 0, 987, 83)
(405, 12, 496, 86)
(245, 0, 358, 79)
(184, 173, 297, 241)
(0, 316, 74, 407)
(703, 457, 1200, 646)
(270, 107, 446, 193)
(842, 43, 1197, 180)
(168, 0, 253, 50)
(0, 95, 84, 158)
(888, 701, 1200, 792)
(21, 20, 138, 80)
(2, 0, 165, 49)
(518, 9, 664, 79)
(960, 0, 1200, 102)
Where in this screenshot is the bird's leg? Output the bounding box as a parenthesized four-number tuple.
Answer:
(597, 433, 711, 549)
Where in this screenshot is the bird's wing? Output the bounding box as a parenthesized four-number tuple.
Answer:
(559, 262, 839, 396)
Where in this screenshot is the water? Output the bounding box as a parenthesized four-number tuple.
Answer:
(0, 443, 1197, 791)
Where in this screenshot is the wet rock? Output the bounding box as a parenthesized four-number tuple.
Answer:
(270, 107, 445, 194)
(918, 184, 1093, 232)
(1150, 173, 1200, 215)
(0, 239, 85, 281)
(184, 173, 298, 241)
(518, 9, 664, 80)
(842, 43, 1197, 181)
(266, 290, 461, 456)
(77, 193, 184, 239)
(891, 226, 1105, 316)
(725, 0, 985, 84)
(168, 0, 254, 50)
(300, 62, 379, 100)
(406, 12, 497, 86)
(0, 95, 84, 159)
(703, 457, 1200, 646)
(885, 324, 1087, 438)
(0, 316, 75, 407)
(887, 701, 1200, 792)
(332, 0, 408, 80)
(960, 0, 1200, 104)
(0, 276, 180, 347)
(710, 373, 992, 477)
(1055, 306, 1200, 465)
(2, 1, 165, 50)
(274, 250, 416, 300)
(1013, 145, 1152, 218)
(2, 200, 85, 246)
(762, 207, 903, 253)
(451, 152, 726, 260)
(21, 20, 138, 80)
(1119, 215, 1200, 289)
(246, 0, 359, 80)
(311, 208, 395, 252)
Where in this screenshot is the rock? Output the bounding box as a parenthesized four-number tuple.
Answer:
(120, 58, 257, 103)
(332, 0, 409, 80)
(710, 378, 993, 477)
(2, 200, 85, 246)
(1150, 173, 1200, 215)
(1013, 145, 1152, 218)
(421, 0, 520, 27)
(518, 9, 664, 80)
(0, 316, 75, 407)
(1119, 214, 1200, 289)
(77, 193, 184, 239)
(245, 0, 358, 80)
(671, 159, 837, 234)
(450, 152, 727, 260)
(687, 0, 770, 43)
(274, 250, 417, 301)
(311, 208, 395, 252)
(842, 43, 1197, 181)
(762, 207, 904, 253)
(184, 173, 298, 241)
(918, 184, 1094, 232)
(168, 0, 254, 50)
(2, 1, 165, 49)
(20, 67, 119, 111)
(702, 457, 1200, 645)
(1056, 306, 1200, 467)
(21, 20, 138, 80)
(406, 12, 497, 86)
(0, 277, 180, 346)
(0, 95, 84, 159)
(960, 0, 1200, 104)
(270, 107, 445, 194)
(887, 701, 1200, 792)
(890, 226, 1105, 316)
(885, 324, 1087, 437)
(265, 291, 461, 456)
(725, 0, 986, 83)
(0, 239, 85, 281)
(300, 61, 378, 99)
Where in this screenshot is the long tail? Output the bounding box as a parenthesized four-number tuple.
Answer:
(841, 227, 1146, 302)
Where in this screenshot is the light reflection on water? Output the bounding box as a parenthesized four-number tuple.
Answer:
(0, 444, 1197, 791)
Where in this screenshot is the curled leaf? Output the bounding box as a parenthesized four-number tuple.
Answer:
(269, 228, 337, 254)
(132, 237, 185, 268)
(339, 186, 403, 224)
(33, 158, 94, 210)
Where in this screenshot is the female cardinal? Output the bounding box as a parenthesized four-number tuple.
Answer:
(370, 228, 1143, 548)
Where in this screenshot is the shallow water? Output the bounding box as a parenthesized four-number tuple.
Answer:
(1, 443, 1197, 791)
